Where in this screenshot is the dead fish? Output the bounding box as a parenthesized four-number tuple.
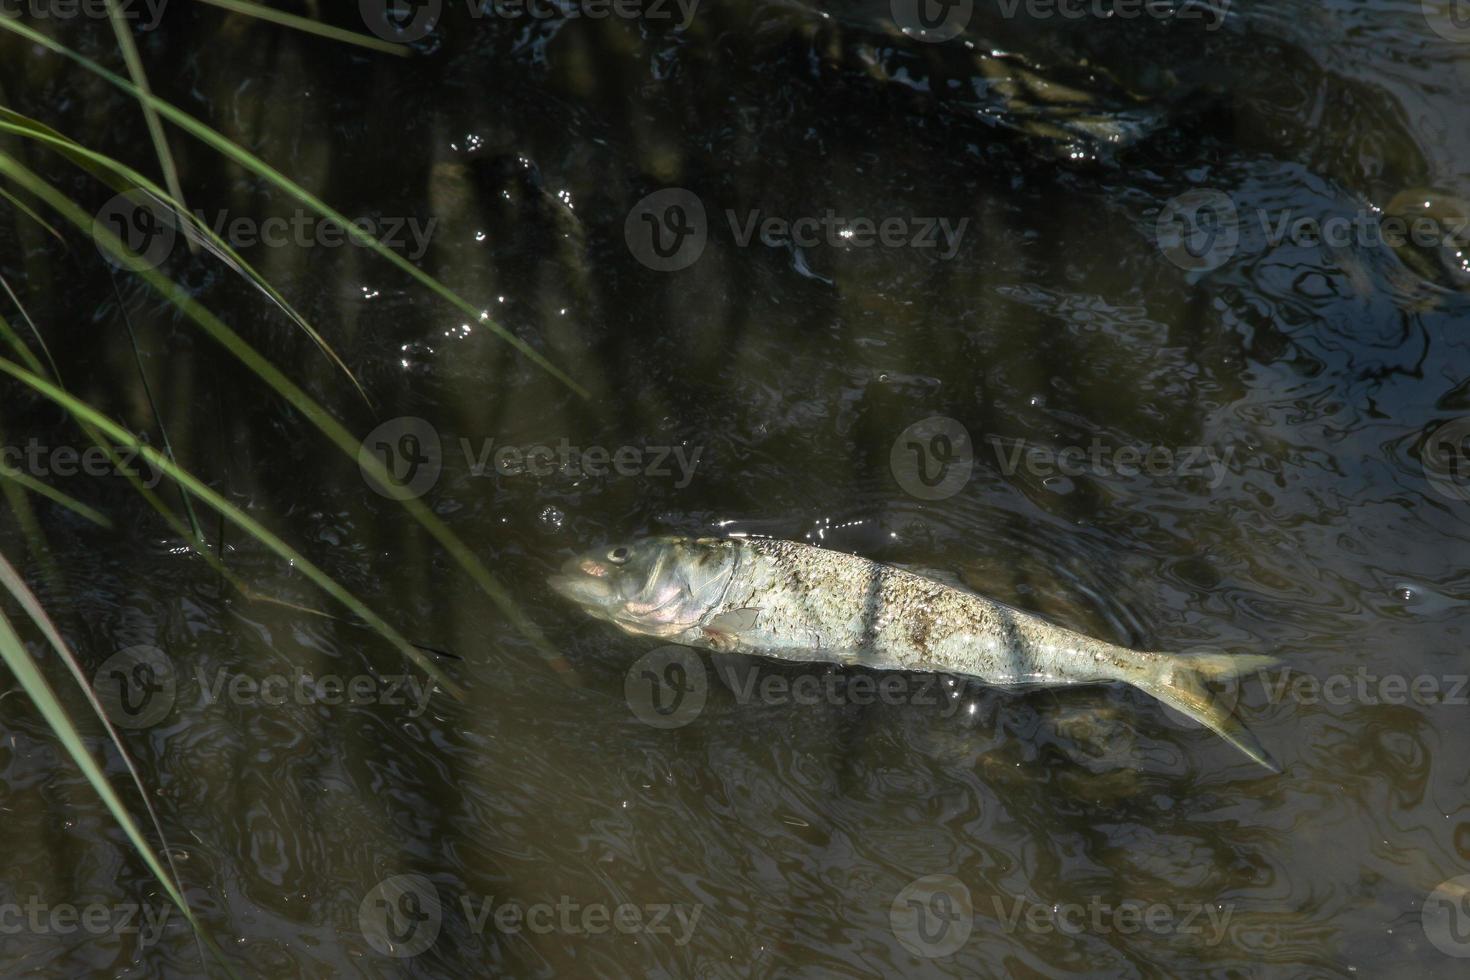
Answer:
(549, 536, 1280, 771)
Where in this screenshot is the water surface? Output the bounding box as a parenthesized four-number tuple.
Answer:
(1, 1, 1469, 975)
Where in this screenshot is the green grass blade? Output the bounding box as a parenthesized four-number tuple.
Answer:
(0, 430, 59, 583)
(0, 184, 64, 242)
(0, 551, 215, 971)
(0, 108, 372, 408)
(0, 464, 113, 528)
(107, 270, 206, 543)
(0, 296, 238, 577)
(0, 356, 468, 700)
(195, 0, 410, 56)
(0, 307, 46, 375)
(0, 271, 60, 379)
(0, 152, 580, 684)
(0, 604, 238, 977)
(0, 18, 590, 399)
(0, 292, 335, 618)
(103, 0, 189, 231)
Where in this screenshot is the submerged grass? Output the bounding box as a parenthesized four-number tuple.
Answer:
(0, 462, 113, 528)
(103, 0, 188, 231)
(0, 6, 586, 970)
(0, 553, 236, 976)
(0, 356, 469, 699)
(0, 16, 592, 399)
(0, 105, 371, 406)
(193, 0, 410, 55)
(0, 184, 62, 241)
(0, 151, 576, 679)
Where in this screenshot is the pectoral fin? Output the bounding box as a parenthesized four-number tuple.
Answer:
(707, 607, 761, 633)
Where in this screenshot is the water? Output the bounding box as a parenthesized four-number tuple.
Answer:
(1, 0, 1469, 975)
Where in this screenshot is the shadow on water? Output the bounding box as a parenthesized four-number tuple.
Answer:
(1, 0, 1469, 975)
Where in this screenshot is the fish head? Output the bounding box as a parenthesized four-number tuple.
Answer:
(548, 536, 737, 638)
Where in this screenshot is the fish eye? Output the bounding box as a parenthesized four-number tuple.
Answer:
(607, 546, 630, 565)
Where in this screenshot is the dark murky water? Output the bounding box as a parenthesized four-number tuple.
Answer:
(2, 0, 1470, 975)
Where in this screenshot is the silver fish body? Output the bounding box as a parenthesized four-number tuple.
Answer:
(549, 536, 1278, 770)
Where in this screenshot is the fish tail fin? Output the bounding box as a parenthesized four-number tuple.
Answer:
(1132, 651, 1281, 773)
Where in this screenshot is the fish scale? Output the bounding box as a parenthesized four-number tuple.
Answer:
(704, 538, 1138, 681)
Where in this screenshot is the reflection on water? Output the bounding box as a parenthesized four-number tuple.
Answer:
(1, 0, 1470, 975)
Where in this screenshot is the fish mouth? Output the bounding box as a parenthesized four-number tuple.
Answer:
(547, 557, 616, 610)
